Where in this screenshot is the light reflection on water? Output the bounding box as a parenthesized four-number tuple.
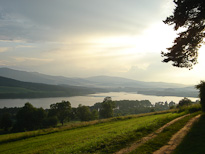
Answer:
(0, 92, 198, 109)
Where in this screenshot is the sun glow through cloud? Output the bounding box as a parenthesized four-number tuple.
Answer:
(0, 0, 204, 85)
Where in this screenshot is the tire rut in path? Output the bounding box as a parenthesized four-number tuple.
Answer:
(153, 114, 201, 154)
(115, 114, 189, 154)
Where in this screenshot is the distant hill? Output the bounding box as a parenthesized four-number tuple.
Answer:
(85, 76, 187, 89)
(137, 87, 198, 98)
(0, 67, 93, 86)
(0, 67, 198, 98)
(0, 67, 187, 89)
(0, 76, 105, 99)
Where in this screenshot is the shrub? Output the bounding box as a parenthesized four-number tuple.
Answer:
(177, 97, 192, 108)
(177, 104, 201, 113)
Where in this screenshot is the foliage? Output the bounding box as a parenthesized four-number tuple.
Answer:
(77, 105, 99, 121)
(177, 104, 201, 114)
(0, 107, 20, 117)
(49, 100, 71, 125)
(43, 116, 58, 128)
(155, 101, 169, 111)
(99, 98, 116, 119)
(162, 0, 205, 69)
(0, 113, 12, 131)
(91, 109, 99, 120)
(114, 100, 153, 115)
(14, 103, 46, 131)
(196, 81, 205, 112)
(169, 101, 176, 108)
(70, 107, 78, 120)
(186, 104, 201, 113)
(92, 99, 178, 116)
(77, 104, 92, 121)
(177, 97, 193, 108)
(0, 98, 193, 134)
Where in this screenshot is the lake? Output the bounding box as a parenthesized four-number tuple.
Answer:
(0, 92, 198, 109)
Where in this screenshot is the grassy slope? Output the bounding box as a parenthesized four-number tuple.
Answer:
(130, 112, 200, 154)
(0, 110, 176, 144)
(173, 113, 205, 154)
(0, 112, 184, 154)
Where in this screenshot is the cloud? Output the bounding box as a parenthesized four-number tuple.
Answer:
(0, 0, 170, 43)
(0, 60, 9, 66)
(2, 0, 202, 85)
(13, 57, 53, 63)
(16, 45, 35, 48)
(0, 47, 9, 52)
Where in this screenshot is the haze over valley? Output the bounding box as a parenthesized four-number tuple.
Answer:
(0, 67, 198, 99)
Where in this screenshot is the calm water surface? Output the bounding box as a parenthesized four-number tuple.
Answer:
(0, 92, 198, 109)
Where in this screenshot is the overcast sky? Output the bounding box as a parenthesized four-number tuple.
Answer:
(0, 0, 204, 85)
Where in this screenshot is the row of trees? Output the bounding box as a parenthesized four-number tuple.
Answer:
(0, 98, 116, 132)
(92, 100, 176, 116)
(0, 96, 201, 132)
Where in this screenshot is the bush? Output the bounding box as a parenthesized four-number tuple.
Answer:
(177, 97, 192, 108)
(177, 104, 201, 113)
(188, 104, 201, 113)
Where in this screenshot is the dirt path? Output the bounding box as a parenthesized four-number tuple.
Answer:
(153, 114, 201, 154)
(115, 114, 189, 154)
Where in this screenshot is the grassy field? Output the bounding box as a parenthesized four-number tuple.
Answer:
(130, 112, 200, 154)
(0, 111, 185, 154)
(173, 113, 205, 154)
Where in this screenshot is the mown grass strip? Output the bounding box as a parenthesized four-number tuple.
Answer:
(172, 113, 205, 154)
(0, 109, 176, 144)
(0, 112, 182, 154)
(129, 112, 201, 154)
(45, 113, 185, 154)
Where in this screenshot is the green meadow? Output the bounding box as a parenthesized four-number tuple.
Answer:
(0, 111, 186, 154)
(173, 113, 205, 154)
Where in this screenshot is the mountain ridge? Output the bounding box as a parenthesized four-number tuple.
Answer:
(0, 68, 198, 98)
(0, 67, 188, 89)
(0, 76, 105, 99)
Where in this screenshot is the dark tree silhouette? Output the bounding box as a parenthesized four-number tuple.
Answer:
(91, 109, 99, 120)
(162, 0, 205, 69)
(177, 97, 192, 108)
(99, 97, 115, 119)
(77, 104, 92, 121)
(77, 105, 99, 121)
(43, 116, 58, 128)
(49, 100, 71, 125)
(0, 113, 12, 131)
(15, 103, 46, 131)
(196, 81, 205, 112)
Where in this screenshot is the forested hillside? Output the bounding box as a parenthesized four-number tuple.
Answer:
(0, 76, 105, 98)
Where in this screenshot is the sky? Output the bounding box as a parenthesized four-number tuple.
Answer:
(0, 0, 204, 85)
